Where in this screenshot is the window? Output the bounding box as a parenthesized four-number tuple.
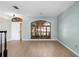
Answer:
(31, 20, 51, 39)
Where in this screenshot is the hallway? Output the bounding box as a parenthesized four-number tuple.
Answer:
(7, 40, 77, 57)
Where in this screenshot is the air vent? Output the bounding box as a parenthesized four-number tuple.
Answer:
(12, 6, 19, 9)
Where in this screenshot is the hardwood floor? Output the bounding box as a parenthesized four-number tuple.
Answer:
(7, 40, 77, 57)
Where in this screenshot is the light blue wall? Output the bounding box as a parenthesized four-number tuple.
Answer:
(57, 2, 79, 55)
(23, 16, 57, 40)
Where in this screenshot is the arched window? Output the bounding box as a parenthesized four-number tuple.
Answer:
(31, 20, 51, 39)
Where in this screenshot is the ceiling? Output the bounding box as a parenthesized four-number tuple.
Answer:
(0, 1, 75, 18)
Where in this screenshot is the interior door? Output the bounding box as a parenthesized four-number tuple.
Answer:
(11, 22, 20, 40)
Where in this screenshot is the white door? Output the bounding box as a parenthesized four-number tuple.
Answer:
(11, 22, 20, 40)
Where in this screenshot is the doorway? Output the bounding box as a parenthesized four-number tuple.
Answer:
(11, 17, 23, 40)
(31, 20, 51, 39)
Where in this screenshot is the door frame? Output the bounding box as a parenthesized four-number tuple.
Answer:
(11, 17, 23, 41)
(20, 22, 22, 41)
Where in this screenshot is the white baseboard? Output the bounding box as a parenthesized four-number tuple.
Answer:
(23, 39, 57, 41)
(57, 40, 79, 57)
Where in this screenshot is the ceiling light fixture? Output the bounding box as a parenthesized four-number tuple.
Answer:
(12, 6, 19, 17)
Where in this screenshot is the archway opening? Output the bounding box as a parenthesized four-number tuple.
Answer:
(31, 20, 51, 39)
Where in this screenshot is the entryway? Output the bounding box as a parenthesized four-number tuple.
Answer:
(11, 17, 23, 40)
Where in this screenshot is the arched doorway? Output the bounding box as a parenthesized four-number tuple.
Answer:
(11, 16, 23, 40)
(31, 20, 51, 39)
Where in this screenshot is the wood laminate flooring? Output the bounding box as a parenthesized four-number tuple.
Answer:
(7, 40, 77, 57)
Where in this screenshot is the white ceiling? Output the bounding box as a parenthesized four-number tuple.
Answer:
(0, 1, 75, 18)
